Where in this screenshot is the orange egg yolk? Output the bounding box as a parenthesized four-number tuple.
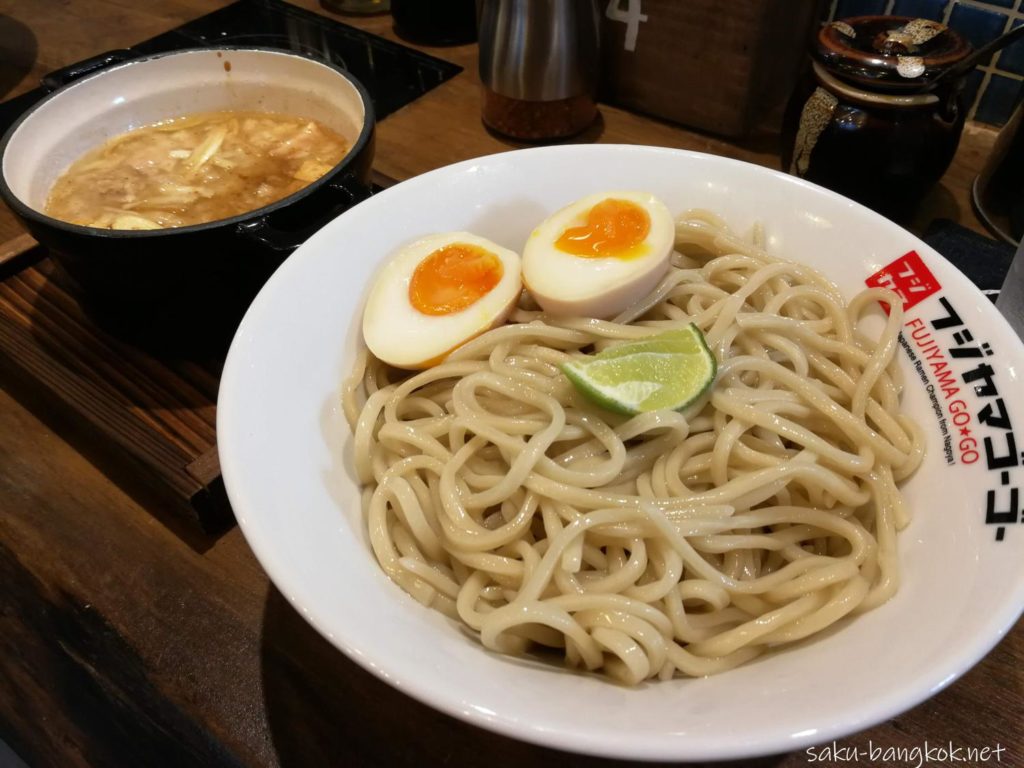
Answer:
(409, 243, 504, 316)
(555, 199, 650, 259)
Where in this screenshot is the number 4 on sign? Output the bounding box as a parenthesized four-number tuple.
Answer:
(606, 0, 648, 51)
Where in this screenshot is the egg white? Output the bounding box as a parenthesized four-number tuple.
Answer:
(362, 231, 522, 369)
(522, 190, 674, 319)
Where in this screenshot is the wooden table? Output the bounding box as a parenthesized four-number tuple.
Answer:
(0, 2, 1020, 766)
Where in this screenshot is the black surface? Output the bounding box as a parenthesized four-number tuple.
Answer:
(0, 0, 461, 137)
(923, 218, 1016, 301)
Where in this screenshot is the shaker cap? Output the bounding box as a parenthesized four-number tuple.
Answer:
(815, 15, 972, 89)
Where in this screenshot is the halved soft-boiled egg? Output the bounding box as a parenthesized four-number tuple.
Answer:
(522, 190, 674, 318)
(362, 231, 522, 369)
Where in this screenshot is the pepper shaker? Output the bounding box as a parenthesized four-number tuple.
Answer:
(478, 0, 600, 141)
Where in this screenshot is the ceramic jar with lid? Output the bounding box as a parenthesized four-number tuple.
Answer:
(781, 16, 972, 222)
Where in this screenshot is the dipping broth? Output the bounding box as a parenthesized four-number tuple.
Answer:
(45, 110, 351, 230)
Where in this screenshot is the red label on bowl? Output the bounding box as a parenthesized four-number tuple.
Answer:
(866, 250, 941, 311)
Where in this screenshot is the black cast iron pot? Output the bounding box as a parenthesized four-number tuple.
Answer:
(0, 47, 375, 354)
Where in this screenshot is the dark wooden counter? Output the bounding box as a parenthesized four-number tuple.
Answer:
(0, 2, 1020, 767)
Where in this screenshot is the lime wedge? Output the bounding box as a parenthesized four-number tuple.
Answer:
(561, 325, 717, 416)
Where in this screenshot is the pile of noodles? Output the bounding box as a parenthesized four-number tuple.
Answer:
(342, 209, 923, 685)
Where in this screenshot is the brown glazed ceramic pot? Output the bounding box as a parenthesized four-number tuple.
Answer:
(781, 16, 972, 222)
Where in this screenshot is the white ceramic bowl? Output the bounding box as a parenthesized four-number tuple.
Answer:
(217, 145, 1024, 762)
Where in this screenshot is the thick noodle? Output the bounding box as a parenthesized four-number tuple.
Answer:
(342, 210, 923, 684)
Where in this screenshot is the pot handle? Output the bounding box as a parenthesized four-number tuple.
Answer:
(235, 175, 374, 254)
(41, 49, 135, 92)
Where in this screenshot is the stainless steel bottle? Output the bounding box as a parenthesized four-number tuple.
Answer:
(478, 0, 600, 140)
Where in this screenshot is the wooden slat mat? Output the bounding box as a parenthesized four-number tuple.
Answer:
(0, 175, 393, 534)
(0, 251, 229, 531)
